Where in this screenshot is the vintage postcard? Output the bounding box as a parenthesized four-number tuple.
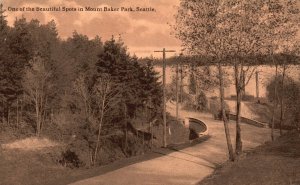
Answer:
(0, 0, 299, 185)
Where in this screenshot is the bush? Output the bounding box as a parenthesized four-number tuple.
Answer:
(182, 91, 208, 112)
(209, 98, 230, 120)
(214, 110, 230, 120)
(59, 149, 82, 168)
(266, 75, 300, 128)
(230, 94, 255, 101)
(195, 91, 208, 111)
(242, 94, 255, 101)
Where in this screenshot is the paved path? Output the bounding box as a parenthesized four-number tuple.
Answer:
(70, 102, 275, 185)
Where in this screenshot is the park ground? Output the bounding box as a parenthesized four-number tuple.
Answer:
(0, 102, 298, 185)
(199, 131, 300, 185)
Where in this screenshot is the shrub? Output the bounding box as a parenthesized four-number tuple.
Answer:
(182, 91, 208, 112)
(242, 94, 255, 101)
(229, 94, 255, 101)
(214, 110, 230, 120)
(209, 98, 230, 120)
(59, 149, 82, 168)
(266, 75, 300, 128)
(195, 91, 208, 111)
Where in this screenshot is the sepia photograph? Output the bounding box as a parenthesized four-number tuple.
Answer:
(0, 0, 299, 184)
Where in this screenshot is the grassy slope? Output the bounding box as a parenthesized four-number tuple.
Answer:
(199, 132, 300, 185)
(0, 119, 190, 185)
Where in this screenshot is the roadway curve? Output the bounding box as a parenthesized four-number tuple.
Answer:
(69, 101, 276, 185)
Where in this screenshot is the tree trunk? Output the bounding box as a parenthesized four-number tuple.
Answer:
(7, 103, 10, 125)
(241, 72, 246, 97)
(142, 132, 145, 147)
(256, 71, 260, 103)
(35, 91, 41, 137)
(2, 99, 4, 124)
(50, 108, 53, 125)
(234, 63, 243, 156)
(279, 65, 286, 136)
(271, 64, 278, 141)
(150, 121, 153, 148)
(93, 99, 105, 165)
(235, 89, 242, 155)
(176, 63, 179, 122)
(180, 64, 183, 103)
(40, 96, 47, 134)
(89, 150, 93, 168)
(20, 94, 23, 125)
(218, 63, 235, 161)
(124, 103, 128, 151)
(16, 96, 19, 127)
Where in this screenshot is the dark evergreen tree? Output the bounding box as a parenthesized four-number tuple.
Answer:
(95, 38, 162, 119)
(139, 58, 162, 115)
(0, 14, 33, 123)
(0, 3, 9, 123)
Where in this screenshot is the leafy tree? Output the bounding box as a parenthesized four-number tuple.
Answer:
(96, 37, 144, 117)
(267, 75, 300, 131)
(263, 0, 300, 140)
(175, 0, 236, 160)
(64, 31, 102, 77)
(17, 18, 62, 136)
(95, 38, 163, 154)
(0, 16, 33, 124)
(216, 1, 266, 155)
(175, 0, 299, 158)
(0, 3, 9, 123)
(189, 66, 197, 95)
(0, 10, 163, 165)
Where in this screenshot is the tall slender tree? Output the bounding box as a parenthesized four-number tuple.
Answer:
(264, 0, 300, 140)
(175, 0, 236, 161)
(0, 3, 9, 123)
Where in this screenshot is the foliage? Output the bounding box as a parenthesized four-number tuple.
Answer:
(59, 149, 82, 168)
(95, 38, 162, 118)
(23, 56, 55, 136)
(266, 75, 300, 127)
(189, 68, 196, 95)
(174, 0, 300, 156)
(209, 98, 230, 120)
(0, 10, 163, 167)
(195, 91, 208, 111)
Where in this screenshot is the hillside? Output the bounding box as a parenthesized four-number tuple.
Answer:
(225, 100, 272, 123)
(199, 132, 300, 185)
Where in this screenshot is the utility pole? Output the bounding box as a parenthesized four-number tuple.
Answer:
(154, 48, 175, 148)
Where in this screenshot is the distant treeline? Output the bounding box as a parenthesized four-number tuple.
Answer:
(139, 54, 300, 67)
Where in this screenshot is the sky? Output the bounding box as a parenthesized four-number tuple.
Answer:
(1, 0, 182, 58)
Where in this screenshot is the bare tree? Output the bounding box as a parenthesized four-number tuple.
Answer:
(73, 74, 121, 165)
(23, 56, 53, 136)
(92, 75, 120, 164)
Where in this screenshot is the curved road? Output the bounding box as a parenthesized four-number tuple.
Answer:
(70, 102, 276, 185)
